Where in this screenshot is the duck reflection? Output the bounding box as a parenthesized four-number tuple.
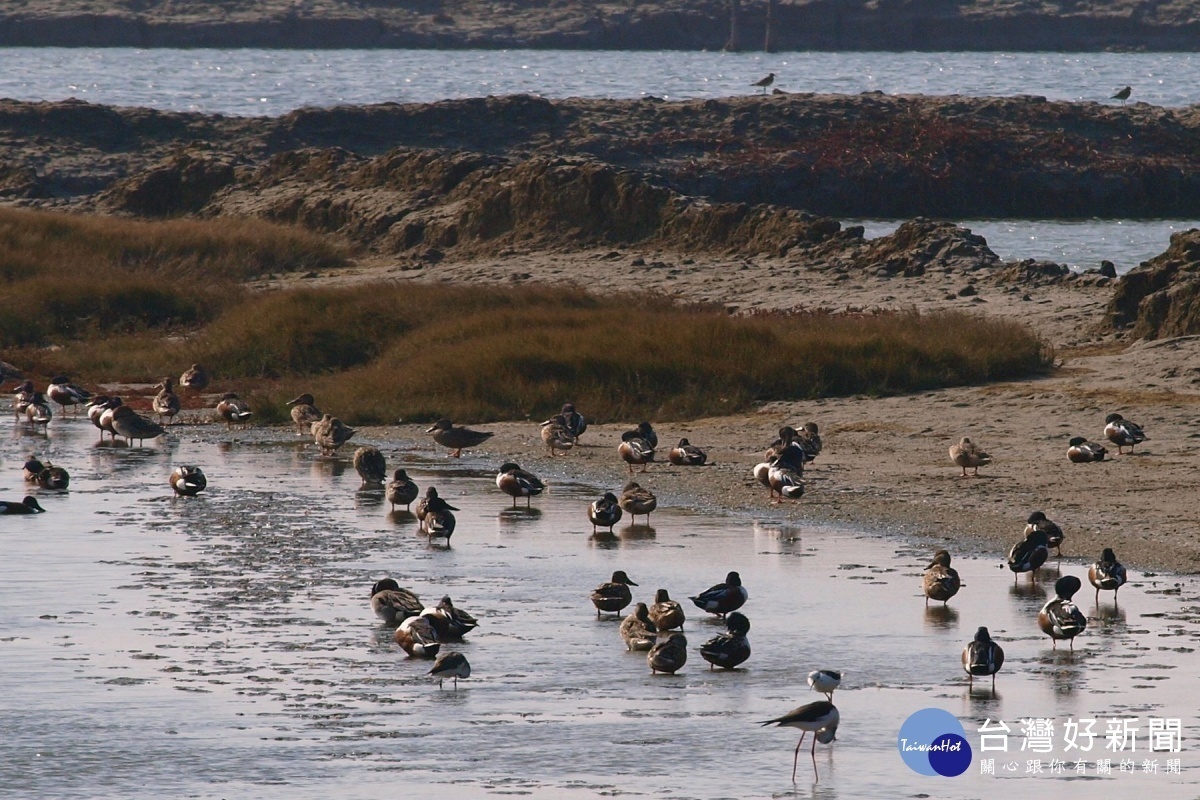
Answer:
(620, 523, 656, 540)
(388, 509, 418, 526)
(923, 604, 959, 631)
(498, 506, 543, 526)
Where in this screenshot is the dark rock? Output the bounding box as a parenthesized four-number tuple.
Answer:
(1099, 260, 1118, 278)
(957, 284, 977, 297)
(102, 149, 236, 216)
(1105, 229, 1200, 338)
(852, 218, 999, 277)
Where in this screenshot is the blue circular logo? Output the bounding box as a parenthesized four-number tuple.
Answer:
(897, 708, 972, 777)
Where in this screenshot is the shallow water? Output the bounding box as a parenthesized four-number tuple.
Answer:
(2, 417, 1198, 798)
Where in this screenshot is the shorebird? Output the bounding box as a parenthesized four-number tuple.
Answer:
(426, 418, 493, 457)
(699, 611, 751, 669)
(667, 438, 708, 466)
(1104, 412, 1147, 454)
(1088, 547, 1128, 602)
(1007, 527, 1049, 582)
(169, 465, 206, 497)
(1112, 85, 1131, 104)
(587, 491, 623, 533)
(647, 588, 686, 631)
(369, 578, 423, 626)
(962, 626, 1004, 688)
(807, 669, 841, 700)
(689, 571, 748, 618)
(618, 481, 657, 523)
(429, 651, 471, 688)
(752, 73, 775, 93)
(111, 405, 165, 445)
(1039, 575, 1087, 650)
(386, 469, 419, 511)
(619, 602, 658, 651)
(949, 436, 991, 477)
(1025, 511, 1064, 556)
(760, 700, 839, 783)
(353, 446, 387, 486)
(647, 632, 688, 674)
(496, 462, 545, 507)
(590, 570, 637, 617)
(922, 549, 961, 605)
(287, 393, 322, 435)
(1067, 435, 1107, 463)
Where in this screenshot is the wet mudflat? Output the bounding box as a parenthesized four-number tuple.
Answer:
(2, 418, 1197, 799)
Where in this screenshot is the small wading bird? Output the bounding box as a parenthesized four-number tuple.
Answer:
(1088, 547, 1128, 602)
(429, 651, 471, 688)
(496, 462, 545, 507)
(699, 611, 751, 670)
(426, 418, 493, 458)
(1104, 412, 1147, 454)
(1039, 575, 1087, 650)
(353, 446, 387, 486)
(111, 405, 165, 445)
(590, 570, 637, 617)
(1008, 527, 1050, 582)
(949, 436, 991, 477)
(923, 549, 961, 605)
(962, 626, 1004, 688)
(807, 669, 841, 701)
(752, 72, 775, 93)
(169, 466, 206, 497)
(760, 700, 839, 783)
(690, 571, 748, 618)
(619, 602, 657, 651)
(1112, 85, 1131, 104)
(386, 469, 419, 511)
(587, 491, 623, 533)
(1067, 435, 1107, 463)
(369, 578, 423, 626)
(1025, 511, 1064, 556)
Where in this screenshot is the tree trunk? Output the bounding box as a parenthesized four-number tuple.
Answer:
(724, 0, 743, 52)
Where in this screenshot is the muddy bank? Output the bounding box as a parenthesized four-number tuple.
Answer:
(3, 0, 1200, 51)
(6, 93, 1200, 220)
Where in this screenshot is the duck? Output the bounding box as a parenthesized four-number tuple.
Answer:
(287, 393, 322, 435)
(668, 438, 708, 466)
(23, 458, 44, 482)
(25, 392, 52, 427)
(807, 669, 841, 700)
(215, 392, 253, 428)
(618, 481, 657, 523)
(426, 418, 493, 457)
(169, 465, 207, 497)
(86, 395, 112, 438)
(1104, 413, 1147, 454)
(699, 611, 751, 669)
(647, 632, 688, 675)
(1025, 511, 1064, 556)
(623, 421, 658, 450)
(394, 615, 441, 659)
(617, 436, 655, 473)
(765, 426, 799, 459)
(797, 422, 823, 460)
(353, 446, 387, 486)
(753, 458, 775, 497)
(98, 397, 123, 440)
(539, 414, 575, 456)
(922, 549, 961, 605)
(560, 403, 587, 443)
(369, 578, 423, 625)
(962, 626, 1004, 688)
(689, 571, 748, 618)
(12, 379, 35, 417)
(420, 492, 458, 544)
(386, 469, 419, 511)
(111, 405, 165, 445)
(590, 570, 637, 617)
(587, 491, 623, 533)
(47, 376, 90, 415)
(1067, 436, 1107, 463)
(767, 455, 805, 501)
(35, 462, 70, 490)
(0, 495, 46, 514)
(152, 378, 180, 425)
(179, 363, 210, 392)
(496, 462, 545, 507)
(647, 588, 686, 630)
(312, 414, 356, 456)
(421, 595, 478, 640)
(1039, 575, 1088, 649)
(428, 651, 471, 689)
(1088, 547, 1128, 602)
(759, 701, 840, 784)
(949, 436, 991, 477)
(1007, 527, 1049, 581)
(619, 603, 658, 651)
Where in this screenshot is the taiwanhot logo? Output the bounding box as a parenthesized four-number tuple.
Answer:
(897, 708, 972, 777)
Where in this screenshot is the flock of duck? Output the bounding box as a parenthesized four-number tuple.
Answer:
(1, 362, 1152, 783)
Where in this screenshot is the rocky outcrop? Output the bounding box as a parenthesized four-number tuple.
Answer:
(1105, 229, 1200, 338)
(102, 150, 239, 216)
(849, 218, 998, 277)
